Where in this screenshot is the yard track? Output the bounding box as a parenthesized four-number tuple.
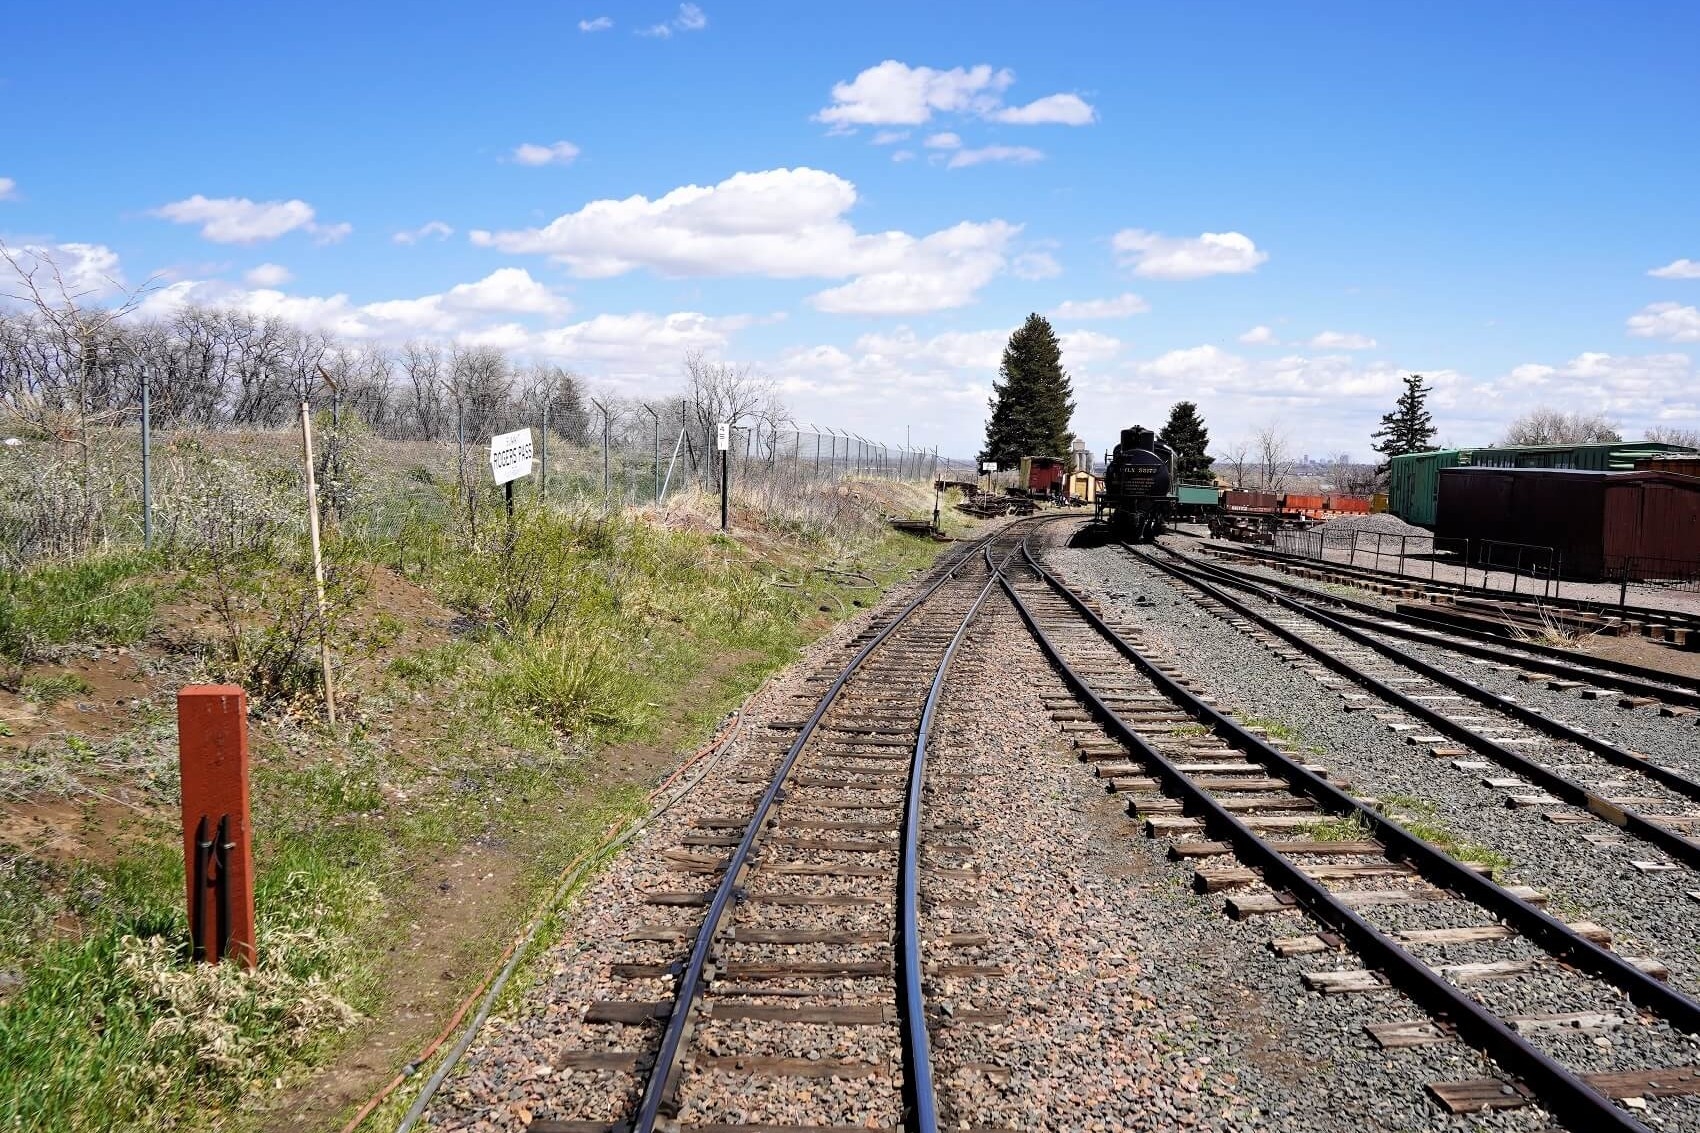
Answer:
(1003, 519, 1700, 1131)
(1139, 545, 1700, 873)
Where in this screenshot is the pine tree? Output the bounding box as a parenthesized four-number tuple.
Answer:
(1158, 401, 1213, 483)
(1370, 373, 1437, 472)
(980, 314, 1075, 465)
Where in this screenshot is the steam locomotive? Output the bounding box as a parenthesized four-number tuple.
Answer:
(1096, 426, 1176, 541)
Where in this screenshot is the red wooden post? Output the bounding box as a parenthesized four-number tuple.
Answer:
(177, 685, 256, 968)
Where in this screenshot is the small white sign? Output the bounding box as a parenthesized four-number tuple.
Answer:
(981, 461, 997, 472)
(489, 428, 535, 485)
(717, 422, 730, 452)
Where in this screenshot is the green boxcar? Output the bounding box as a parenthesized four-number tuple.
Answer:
(1388, 442, 1698, 527)
(1175, 484, 1222, 507)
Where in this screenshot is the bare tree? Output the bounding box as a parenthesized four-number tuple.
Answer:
(1645, 426, 1700, 449)
(1215, 438, 1252, 489)
(1253, 425, 1292, 492)
(680, 350, 781, 480)
(1502, 406, 1622, 446)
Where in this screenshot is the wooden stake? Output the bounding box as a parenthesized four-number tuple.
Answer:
(299, 402, 337, 726)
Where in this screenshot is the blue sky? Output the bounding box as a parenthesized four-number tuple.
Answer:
(4, 1, 1699, 460)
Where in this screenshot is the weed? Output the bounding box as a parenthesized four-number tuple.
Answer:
(0, 552, 159, 664)
(1375, 795, 1514, 878)
(1244, 715, 1299, 742)
(1171, 723, 1210, 738)
(1300, 814, 1370, 841)
(20, 671, 93, 706)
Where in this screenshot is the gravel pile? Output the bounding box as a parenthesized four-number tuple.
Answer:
(1048, 536, 1700, 1128)
(1311, 513, 1434, 540)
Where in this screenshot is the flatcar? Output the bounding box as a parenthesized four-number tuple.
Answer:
(1096, 426, 1175, 540)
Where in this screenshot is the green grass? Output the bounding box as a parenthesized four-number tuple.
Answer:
(20, 671, 93, 706)
(1243, 715, 1299, 742)
(1300, 814, 1371, 842)
(0, 483, 964, 1131)
(0, 552, 160, 664)
(1375, 794, 1514, 876)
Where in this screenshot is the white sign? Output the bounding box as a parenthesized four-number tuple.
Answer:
(489, 428, 535, 485)
(717, 422, 730, 452)
(981, 461, 997, 472)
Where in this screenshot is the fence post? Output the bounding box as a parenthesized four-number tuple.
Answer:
(540, 401, 549, 502)
(140, 368, 153, 551)
(178, 685, 256, 968)
(298, 402, 336, 726)
(1512, 547, 1521, 595)
(1398, 535, 1406, 579)
(1620, 561, 1630, 613)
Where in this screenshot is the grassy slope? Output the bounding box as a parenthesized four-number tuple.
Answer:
(0, 479, 965, 1132)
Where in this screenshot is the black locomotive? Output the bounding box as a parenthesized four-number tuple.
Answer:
(1096, 426, 1176, 541)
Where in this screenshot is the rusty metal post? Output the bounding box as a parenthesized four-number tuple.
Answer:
(178, 686, 256, 967)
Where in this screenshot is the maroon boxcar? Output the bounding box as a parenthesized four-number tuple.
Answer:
(1436, 467, 1700, 578)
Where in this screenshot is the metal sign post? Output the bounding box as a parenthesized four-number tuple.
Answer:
(718, 421, 731, 532)
(981, 460, 996, 495)
(490, 427, 536, 532)
(178, 686, 256, 967)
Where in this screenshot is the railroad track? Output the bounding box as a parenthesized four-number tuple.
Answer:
(1132, 545, 1700, 883)
(1171, 544, 1700, 714)
(527, 522, 1031, 1133)
(1000, 522, 1700, 1130)
(1202, 542, 1700, 650)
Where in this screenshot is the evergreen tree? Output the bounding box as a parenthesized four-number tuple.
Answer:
(1370, 373, 1438, 472)
(980, 313, 1075, 465)
(1158, 401, 1213, 483)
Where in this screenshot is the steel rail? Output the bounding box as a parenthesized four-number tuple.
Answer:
(896, 544, 1009, 1133)
(1221, 541, 1698, 632)
(1178, 546, 1700, 701)
(1139, 546, 1700, 871)
(630, 525, 1016, 1132)
(996, 540, 1660, 1132)
(1016, 534, 1700, 1028)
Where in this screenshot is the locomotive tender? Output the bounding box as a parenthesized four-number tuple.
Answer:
(1096, 426, 1176, 540)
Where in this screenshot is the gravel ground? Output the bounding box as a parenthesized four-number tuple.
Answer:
(926, 585, 1552, 1131)
(1048, 529, 1700, 1130)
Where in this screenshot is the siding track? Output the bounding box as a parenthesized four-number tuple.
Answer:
(1005, 520, 1700, 1131)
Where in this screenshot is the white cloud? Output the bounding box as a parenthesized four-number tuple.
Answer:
(1308, 330, 1377, 350)
(135, 267, 572, 339)
(578, 15, 612, 31)
(151, 194, 350, 245)
(808, 221, 1017, 315)
(891, 150, 916, 163)
(3, 242, 125, 299)
(1238, 324, 1278, 345)
(947, 145, 1044, 169)
(392, 220, 455, 245)
(1058, 329, 1122, 364)
(637, 3, 705, 37)
(1012, 251, 1062, 280)
(988, 92, 1096, 126)
(1050, 293, 1150, 319)
(1649, 259, 1700, 280)
(1627, 301, 1700, 343)
(924, 132, 962, 149)
(855, 326, 1009, 371)
(511, 141, 581, 166)
(244, 262, 293, 286)
(815, 60, 1094, 131)
(0, 177, 16, 201)
(1112, 228, 1267, 280)
(816, 61, 1013, 127)
(471, 166, 1018, 315)
(870, 130, 910, 145)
